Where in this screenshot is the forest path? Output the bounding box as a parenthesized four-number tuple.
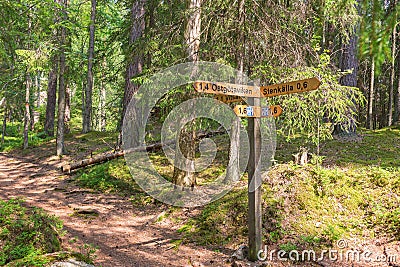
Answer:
(0, 148, 228, 267)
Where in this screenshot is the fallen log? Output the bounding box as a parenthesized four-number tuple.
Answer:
(61, 150, 124, 173)
(61, 129, 225, 173)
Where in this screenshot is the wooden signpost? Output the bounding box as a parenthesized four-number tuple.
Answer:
(260, 77, 320, 97)
(214, 95, 243, 103)
(233, 105, 282, 118)
(193, 77, 320, 262)
(193, 81, 260, 97)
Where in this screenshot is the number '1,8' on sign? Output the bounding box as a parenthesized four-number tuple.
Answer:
(233, 105, 282, 118)
(260, 77, 320, 97)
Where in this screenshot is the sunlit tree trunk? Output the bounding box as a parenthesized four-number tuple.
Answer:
(99, 59, 106, 131)
(225, 0, 244, 183)
(395, 28, 400, 123)
(83, 0, 96, 133)
(119, 0, 146, 144)
(64, 84, 71, 134)
(172, 0, 202, 187)
(389, 24, 396, 126)
(1, 108, 7, 145)
(45, 1, 59, 137)
(45, 58, 58, 136)
(23, 74, 31, 149)
(367, 57, 375, 129)
(56, 0, 68, 156)
(35, 72, 41, 107)
(388, 0, 397, 126)
(334, 33, 358, 134)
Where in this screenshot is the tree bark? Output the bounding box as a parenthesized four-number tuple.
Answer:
(64, 84, 71, 134)
(99, 60, 106, 131)
(45, 59, 58, 138)
(23, 74, 31, 149)
(393, 14, 400, 123)
(45, 2, 59, 137)
(367, 57, 375, 129)
(1, 108, 6, 145)
(82, 0, 96, 133)
(62, 129, 224, 173)
(333, 0, 360, 135)
(35, 73, 41, 107)
(121, 0, 145, 123)
(56, 0, 68, 156)
(225, 0, 244, 183)
(388, 0, 397, 126)
(185, 0, 201, 63)
(172, 0, 202, 187)
(118, 0, 146, 146)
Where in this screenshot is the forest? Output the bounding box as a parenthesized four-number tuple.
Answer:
(0, 0, 400, 266)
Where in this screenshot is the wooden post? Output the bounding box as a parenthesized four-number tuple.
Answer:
(247, 96, 262, 261)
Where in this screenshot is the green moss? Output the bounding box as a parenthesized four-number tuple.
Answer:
(75, 158, 144, 196)
(0, 199, 63, 266)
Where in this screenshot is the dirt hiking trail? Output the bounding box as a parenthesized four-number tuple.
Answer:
(0, 146, 230, 267)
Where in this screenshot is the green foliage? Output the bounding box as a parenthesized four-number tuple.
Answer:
(178, 188, 249, 246)
(0, 122, 53, 152)
(255, 52, 365, 148)
(266, 150, 400, 247)
(0, 199, 63, 266)
(279, 242, 298, 252)
(323, 127, 400, 167)
(75, 158, 145, 196)
(312, 0, 359, 45)
(359, 0, 398, 75)
(172, 128, 400, 251)
(74, 243, 98, 265)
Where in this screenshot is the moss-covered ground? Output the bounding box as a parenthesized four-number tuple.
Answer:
(70, 125, 400, 255)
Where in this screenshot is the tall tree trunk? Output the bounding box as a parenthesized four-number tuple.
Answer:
(393, 17, 400, 124)
(225, 0, 244, 183)
(146, 1, 155, 69)
(185, 0, 201, 63)
(23, 74, 31, 149)
(172, 0, 202, 187)
(333, 0, 360, 135)
(99, 60, 106, 131)
(45, 1, 59, 138)
(1, 108, 6, 145)
(367, 57, 375, 129)
(388, 0, 397, 126)
(56, 0, 68, 156)
(82, 0, 96, 133)
(64, 84, 71, 134)
(118, 0, 146, 145)
(45, 57, 58, 137)
(29, 101, 35, 131)
(35, 73, 41, 107)
(334, 35, 358, 134)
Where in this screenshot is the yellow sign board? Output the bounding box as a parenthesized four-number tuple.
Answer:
(233, 105, 282, 118)
(260, 77, 320, 97)
(193, 81, 260, 98)
(214, 95, 243, 103)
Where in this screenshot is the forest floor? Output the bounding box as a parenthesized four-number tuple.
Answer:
(0, 141, 232, 267)
(1, 129, 400, 267)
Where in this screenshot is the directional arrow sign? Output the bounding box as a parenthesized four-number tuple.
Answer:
(262, 105, 282, 117)
(193, 81, 260, 98)
(214, 95, 243, 103)
(233, 105, 282, 118)
(260, 77, 320, 97)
